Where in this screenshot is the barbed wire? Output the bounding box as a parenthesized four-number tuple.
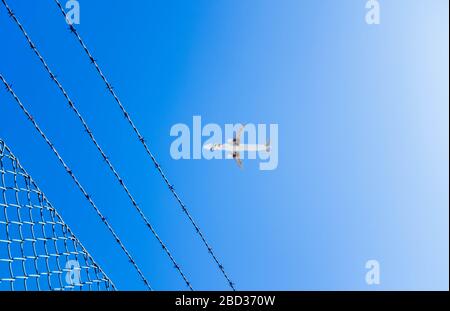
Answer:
(1, 0, 193, 290)
(0, 139, 116, 291)
(0, 74, 152, 290)
(52, 0, 236, 290)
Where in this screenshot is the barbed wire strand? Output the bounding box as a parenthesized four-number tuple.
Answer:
(1, 0, 193, 290)
(53, 0, 235, 290)
(0, 74, 151, 290)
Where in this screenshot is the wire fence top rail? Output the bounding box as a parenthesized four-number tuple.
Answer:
(52, 0, 235, 290)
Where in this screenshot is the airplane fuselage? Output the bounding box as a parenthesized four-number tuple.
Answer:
(216, 143, 268, 152)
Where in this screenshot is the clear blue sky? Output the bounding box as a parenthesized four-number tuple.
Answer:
(0, 0, 448, 290)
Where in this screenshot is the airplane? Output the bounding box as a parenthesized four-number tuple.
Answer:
(203, 124, 270, 169)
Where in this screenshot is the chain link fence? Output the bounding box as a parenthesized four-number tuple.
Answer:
(0, 139, 115, 291)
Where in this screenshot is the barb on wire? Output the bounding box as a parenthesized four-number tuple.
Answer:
(52, 0, 235, 290)
(1, 0, 193, 290)
(0, 74, 151, 290)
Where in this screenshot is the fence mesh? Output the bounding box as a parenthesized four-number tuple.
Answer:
(0, 139, 115, 291)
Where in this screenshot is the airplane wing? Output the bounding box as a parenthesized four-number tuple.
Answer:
(234, 124, 246, 145)
(233, 152, 243, 169)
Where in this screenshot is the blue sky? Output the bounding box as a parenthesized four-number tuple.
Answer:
(0, 0, 448, 290)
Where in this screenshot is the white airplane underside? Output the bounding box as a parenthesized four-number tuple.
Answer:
(203, 124, 270, 169)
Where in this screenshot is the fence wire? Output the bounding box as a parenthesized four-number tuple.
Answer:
(0, 139, 115, 291)
(0, 74, 152, 290)
(52, 0, 235, 290)
(1, 0, 192, 290)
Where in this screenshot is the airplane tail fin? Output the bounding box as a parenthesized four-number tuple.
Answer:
(266, 140, 271, 152)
